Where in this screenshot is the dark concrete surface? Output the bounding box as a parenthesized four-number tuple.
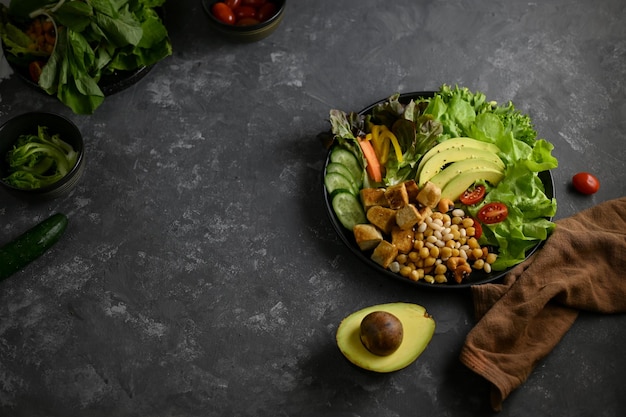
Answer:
(1, 0, 625, 416)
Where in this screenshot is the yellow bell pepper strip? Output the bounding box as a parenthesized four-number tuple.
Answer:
(367, 125, 391, 165)
(378, 125, 404, 163)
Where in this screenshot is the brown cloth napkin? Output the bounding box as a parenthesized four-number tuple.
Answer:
(459, 196, 626, 411)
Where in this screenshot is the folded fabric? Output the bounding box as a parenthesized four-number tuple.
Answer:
(459, 196, 626, 411)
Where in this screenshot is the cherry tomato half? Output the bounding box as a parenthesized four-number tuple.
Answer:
(459, 185, 486, 205)
(477, 202, 509, 225)
(572, 172, 600, 195)
(212, 2, 236, 25)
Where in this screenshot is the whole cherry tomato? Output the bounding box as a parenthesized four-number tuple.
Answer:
(236, 17, 261, 26)
(225, 0, 241, 8)
(242, 0, 267, 7)
(257, 2, 277, 21)
(233, 5, 257, 20)
(212, 2, 235, 24)
(477, 202, 509, 224)
(572, 172, 600, 195)
(459, 185, 486, 205)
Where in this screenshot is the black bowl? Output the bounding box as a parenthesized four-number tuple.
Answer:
(0, 112, 85, 200)
(202, 0, 286, 42)
(322, 92, 555, 289)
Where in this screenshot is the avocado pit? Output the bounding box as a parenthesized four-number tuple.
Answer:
(359, 311, 403, 356)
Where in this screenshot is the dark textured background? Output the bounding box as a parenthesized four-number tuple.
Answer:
(1, 0, 625, 416)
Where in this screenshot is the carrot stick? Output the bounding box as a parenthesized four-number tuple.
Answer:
(358, 138, 383, 182)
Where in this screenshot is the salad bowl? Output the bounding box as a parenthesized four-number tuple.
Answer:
(323, 91, 555, 289)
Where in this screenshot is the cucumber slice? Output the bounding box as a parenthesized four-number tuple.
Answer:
(332, 190, 367, 230)
(325, 172, 358, 196)
(326, 162, 362, 188)
(329, 147, 362, 183)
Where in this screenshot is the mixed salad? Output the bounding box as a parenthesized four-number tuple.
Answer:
(0, 0, 172, 114)
(325, 85, 558, 275)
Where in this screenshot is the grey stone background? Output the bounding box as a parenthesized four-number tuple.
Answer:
(1, 0, 625, 416)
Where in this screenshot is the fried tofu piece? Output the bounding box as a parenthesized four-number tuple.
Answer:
(395, 204, 423, 230)
(391, 226, 414, 254)
(371, 240, 398, 269)
(366, 206, 397, 234)
(404, 179, 420, 203)
(353, 224, 383, 251)
(419, 205, 433, 221)
(360, 188, 389, 212)
(384, 183, 409, 209)
(417, 181, 442, 208)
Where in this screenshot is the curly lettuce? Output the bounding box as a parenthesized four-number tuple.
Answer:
(423, 85, 558, 270)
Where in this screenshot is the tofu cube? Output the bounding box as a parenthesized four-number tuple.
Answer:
(371, 241, 398, 269)
(395, 204, 422, 230)
(366, 206, 397, 234)
(384, 183, 409, 209)
(353, 224, 383, 251)
(360, 188, 389, 212)
(391, 226, 414, 254)
(417, 181, 442, 208)
(404, 179, 420, 203)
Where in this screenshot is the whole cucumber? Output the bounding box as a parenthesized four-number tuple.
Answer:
(0, 213, 68, 281)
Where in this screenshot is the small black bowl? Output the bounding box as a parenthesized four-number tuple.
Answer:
(202, 0, 286, 42)
(0, 112, 85, 200)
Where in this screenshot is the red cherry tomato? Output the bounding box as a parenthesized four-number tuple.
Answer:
(233, 5, 257, 20)
(477, 202, 509, 225)
(212, 2, 235, 24)
(572, 172, 600, 195)
(236, 17, 261, 26)
(242, 0, 267, 7)
(225, 0, 241, 8)
(257, 2, 277, 21)
(459, 185, 486, 205)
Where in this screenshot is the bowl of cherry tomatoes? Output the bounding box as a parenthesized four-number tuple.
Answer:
(202, 0, 286, 42)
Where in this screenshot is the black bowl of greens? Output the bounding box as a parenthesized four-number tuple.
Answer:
(322, 87, 557, 289)
(0, 0, 171, 114)
(0, 112, 85, 200)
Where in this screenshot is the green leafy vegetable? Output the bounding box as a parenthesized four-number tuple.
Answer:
(4, 126, 78, 189)
(420, 85, 558, 271)
(0, 0, 172, 114)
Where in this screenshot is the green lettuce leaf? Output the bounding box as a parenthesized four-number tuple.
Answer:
(426, 85, 558, 271)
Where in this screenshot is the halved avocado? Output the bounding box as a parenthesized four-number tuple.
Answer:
(418, 147, 504, 187)
(336, 303, 435, 373)
(441, 168, 505, 201)
(417, 137, 501, 177)
(429, 158, 505, 190)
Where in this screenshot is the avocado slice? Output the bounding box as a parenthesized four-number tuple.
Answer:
(336, 303, 435, 373)
(441, 168, 505, 201)
(417, 146, 504, 187)
(417, 137, 500, 176)
(429, 158, 505, 190)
